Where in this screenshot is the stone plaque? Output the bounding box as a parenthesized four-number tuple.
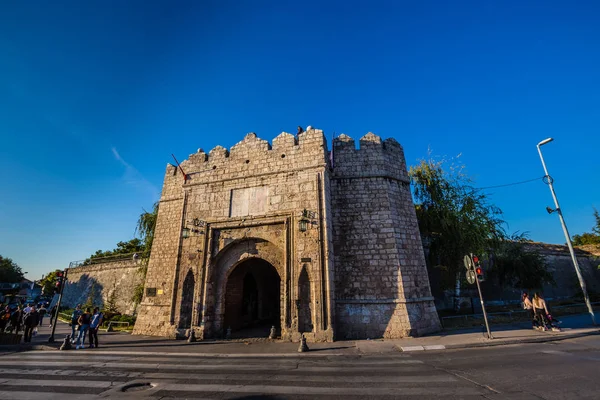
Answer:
(146, 288, 157, 297)
(230, 186, 268, 217)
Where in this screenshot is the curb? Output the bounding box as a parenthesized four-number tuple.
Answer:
(399, 329, 600, 352)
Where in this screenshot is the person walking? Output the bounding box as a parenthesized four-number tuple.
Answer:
(38, 305, 47, 327)
(23, 306, 40, 343)
(75, 307, 92, 349)
(88, 307, 103, 348)
(532, 292, 551, 331)
(9, 306, 23, 334)
(522, 292, 535, 328)
(49, 305, 57, 328)
(70, 305, 82, 343)
(0, 306, 11, 332)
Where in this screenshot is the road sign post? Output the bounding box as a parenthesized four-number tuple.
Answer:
(465, 254, 493, 339)
(471, 254, 493, 339)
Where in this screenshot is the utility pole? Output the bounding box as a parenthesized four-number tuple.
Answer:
(537, 138, 596, 326)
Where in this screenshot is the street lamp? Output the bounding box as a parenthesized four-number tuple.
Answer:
(537, 138, 596, 326)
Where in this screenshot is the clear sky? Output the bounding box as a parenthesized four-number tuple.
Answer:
(1, 1, 599, 280)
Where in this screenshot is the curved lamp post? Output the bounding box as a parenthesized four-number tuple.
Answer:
(537, 138, 596, 326)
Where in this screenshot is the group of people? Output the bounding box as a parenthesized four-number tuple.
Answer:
(69, 304, 103, 349)
(0, 303, 56, 342)
(522, 292, 561, 331)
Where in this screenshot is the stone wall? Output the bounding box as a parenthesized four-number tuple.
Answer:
(331, 133, 441, 338)
(134, 128, 440, 341)
(432, 243, 600, 310)
(62, 259, 144, 315)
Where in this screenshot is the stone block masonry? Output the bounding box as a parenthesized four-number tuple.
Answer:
(62, 259, 144, 315)
(133, 127, 441, 341)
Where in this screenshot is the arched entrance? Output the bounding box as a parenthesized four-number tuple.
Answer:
(223, 258, 281, 338)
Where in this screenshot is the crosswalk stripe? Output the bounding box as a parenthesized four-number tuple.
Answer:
(0, 369, 456, 383)
(0, 391, 100, 400)
(153, 382, 486, 396)
(0, 379, 112, 389)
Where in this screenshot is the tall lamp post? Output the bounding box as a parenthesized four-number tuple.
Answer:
(537, 138, 596, 326)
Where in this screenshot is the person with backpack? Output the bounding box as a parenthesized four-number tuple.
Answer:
(23, 305, 40, 343)
(70, 305, 82, 343)
(75, 307, 92, 349)
(88, 307, 103, 348)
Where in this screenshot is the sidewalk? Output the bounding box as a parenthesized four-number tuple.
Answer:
(3, 313, 598, 355)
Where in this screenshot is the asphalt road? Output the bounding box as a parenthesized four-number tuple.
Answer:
(0, 335, 598, 399)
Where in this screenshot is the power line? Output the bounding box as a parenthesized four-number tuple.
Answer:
(475, 176, 544, 191)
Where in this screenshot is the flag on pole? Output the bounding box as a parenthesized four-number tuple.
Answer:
(330, 131, 335, 170)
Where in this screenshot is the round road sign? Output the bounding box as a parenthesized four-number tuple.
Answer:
(463, 254, 474, 270)
(466, 269, 477, 285)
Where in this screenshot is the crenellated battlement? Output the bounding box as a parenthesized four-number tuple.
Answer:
(332, 132, 408, 182)
(163, 127, 329, 188)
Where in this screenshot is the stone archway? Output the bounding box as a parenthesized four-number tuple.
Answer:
(223, 258, 281, 338)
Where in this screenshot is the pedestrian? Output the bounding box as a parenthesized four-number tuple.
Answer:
(9, 306, 23, 334)
(0, 306, 10, 332)
(521, 292, 535, 328)
(70, 305, 82, 342)
(23, 306, 40, 343)
(75, 307, 92, 349)
(532, 292, 550, 331)
(88, 307, 103, 349)
(38, 304, 47, 327)
(23, 303, 32, 314)
(49, 305, 57, 328)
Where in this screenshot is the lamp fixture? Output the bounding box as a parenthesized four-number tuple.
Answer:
(546, 206, 557, 214)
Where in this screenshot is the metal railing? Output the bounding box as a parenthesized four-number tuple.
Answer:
(440, 302, 600, 330)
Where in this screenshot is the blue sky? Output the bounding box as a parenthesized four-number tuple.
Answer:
(1, 1, 599, 280)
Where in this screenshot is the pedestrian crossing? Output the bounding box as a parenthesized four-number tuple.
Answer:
(0, 350, 494, 399)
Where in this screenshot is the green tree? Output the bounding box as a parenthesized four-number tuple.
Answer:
(84, 239, 144, 265)
(572, 209, 600, 246)
(490, 233, 555, 289)
(410, 157, 505, 303)
(132, 202, 159, 305)
(39, 270, 60, 296)
(0, 255, 24, 282)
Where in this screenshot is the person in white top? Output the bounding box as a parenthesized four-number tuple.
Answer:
(521, 292, 535, 328)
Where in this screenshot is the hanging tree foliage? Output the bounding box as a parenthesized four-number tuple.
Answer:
(410, 157, 505, 290)
(409, 156, 553, 292)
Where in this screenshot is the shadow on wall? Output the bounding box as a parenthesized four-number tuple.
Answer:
(62, 274, 104, 310)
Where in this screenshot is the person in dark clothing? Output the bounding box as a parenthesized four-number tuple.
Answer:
(38, 305, 47, 327)
(49, 305, 57, 328)
(23, 306, 40, 343)
(88, 307, 103, 348)
(8, 306, 23, 334)
(0, 306, 11, 332)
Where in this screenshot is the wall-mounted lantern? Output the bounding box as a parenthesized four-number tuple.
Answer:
(182, 218, 206, 239)
(299, 209, 311, 232)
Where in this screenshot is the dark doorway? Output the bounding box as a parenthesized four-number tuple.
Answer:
(298, 267, 313, 333)
(179, 270, 195, 329)
(224, 258, 281, 338)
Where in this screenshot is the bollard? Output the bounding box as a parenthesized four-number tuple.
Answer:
(298, 334, 309, 353)
(60, 335, 72, 351)
(269, 325, 276, 340)
(225, 326, 232, 340)
(188, 328, 197, 343)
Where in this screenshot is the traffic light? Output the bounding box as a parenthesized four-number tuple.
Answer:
(54, 271, 64, 294)
(472, 255, 485, 282)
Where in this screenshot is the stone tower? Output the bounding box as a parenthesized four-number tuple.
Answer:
(133, 128, 440, 341)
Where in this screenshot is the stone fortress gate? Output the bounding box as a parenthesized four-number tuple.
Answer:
(133, 127, 441, 341)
